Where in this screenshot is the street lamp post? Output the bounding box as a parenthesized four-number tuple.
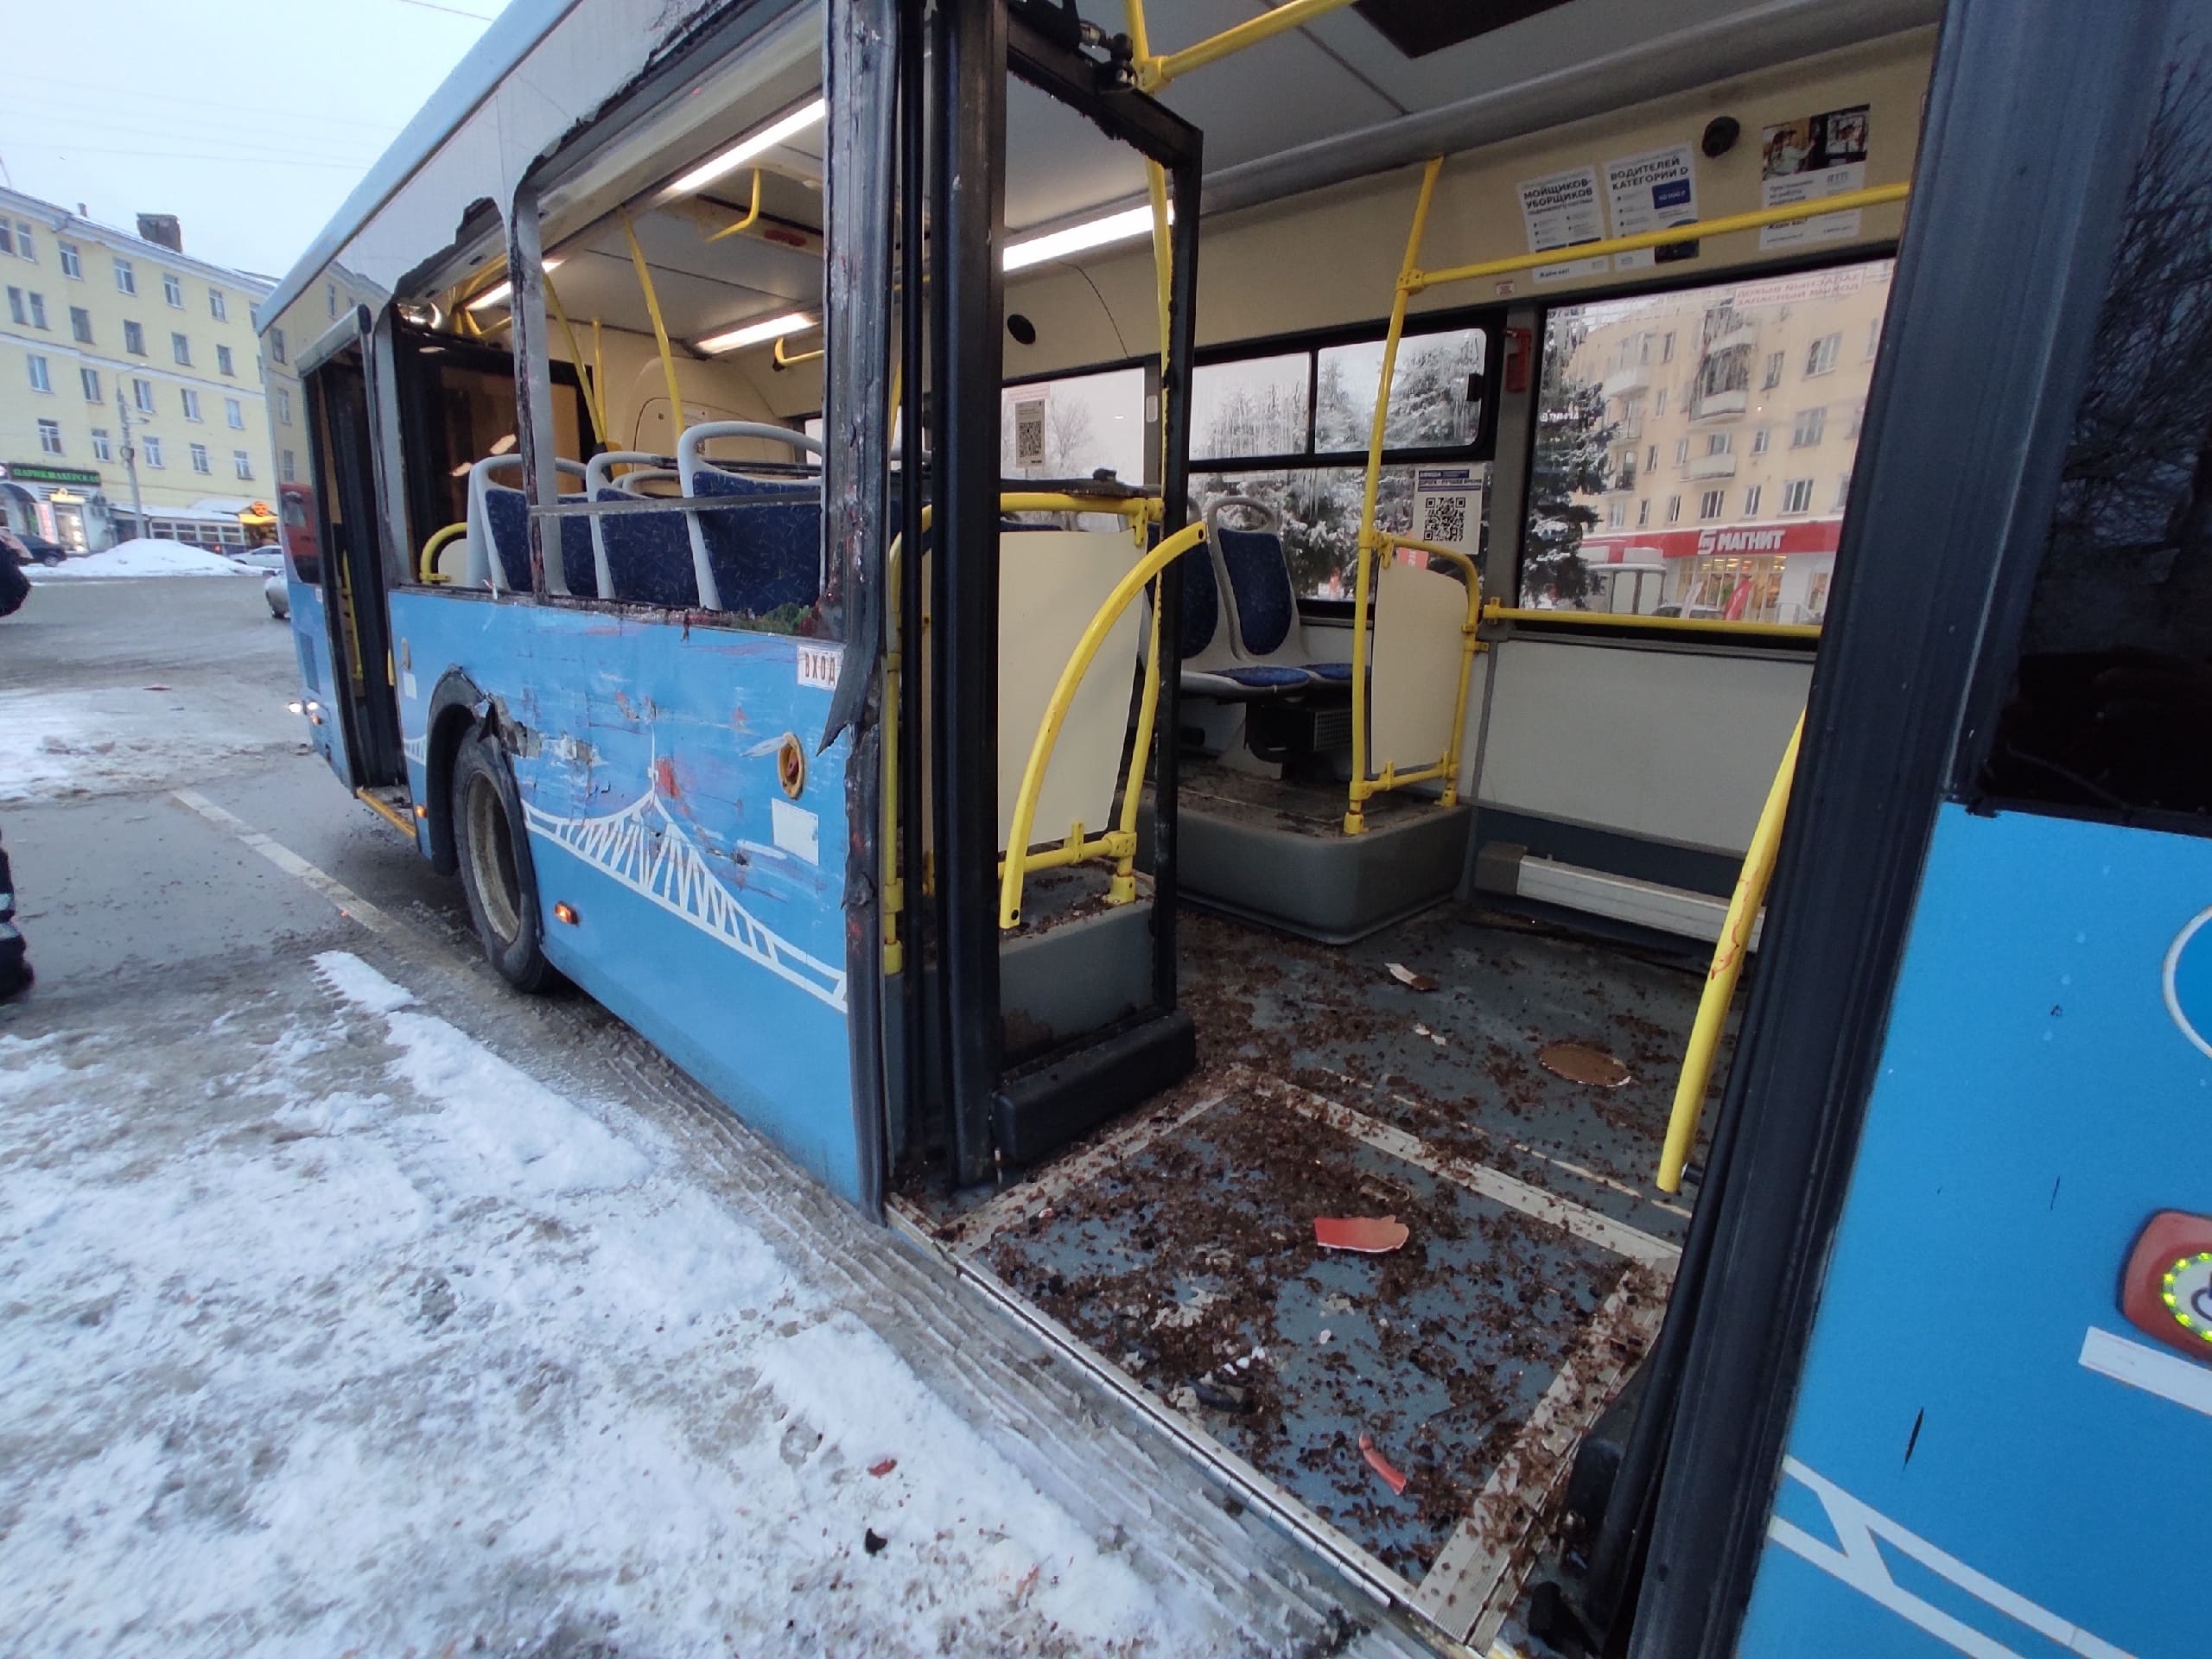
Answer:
(113, 385, 144, 537)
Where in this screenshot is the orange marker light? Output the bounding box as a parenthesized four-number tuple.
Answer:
(553, 902, 579, 926)
(413, 804, 429, 819)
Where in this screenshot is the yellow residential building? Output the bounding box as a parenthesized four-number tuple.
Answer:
(0, 187, 276, 553)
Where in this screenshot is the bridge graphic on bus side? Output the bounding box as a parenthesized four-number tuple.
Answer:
(522, 786, 848, 1014)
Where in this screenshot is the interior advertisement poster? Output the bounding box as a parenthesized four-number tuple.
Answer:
(1760, 105, 1871, 250)
(1605, 143, 1700, 270)
(1516, 164, 1610, 283)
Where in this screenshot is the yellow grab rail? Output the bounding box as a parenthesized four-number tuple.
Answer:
(773, 334, 825, 370)
(1483, 600, 1821, 642)
(1132, 0, 1362, 91)
(418, 521, 468, 584)
(1000, 518, 1207, 931)
(1410, 182, 1910, 296)
(542, 270, 608, 440)
(705, 169, 766, 243)
(1658, 711, 1804, 1192)
(621, 211, 687, 433)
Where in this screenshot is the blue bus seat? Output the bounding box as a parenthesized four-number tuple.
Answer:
(480, 482, 595, 595)
(597, 486, 697, 608)
(688, 466, 823, 616)
(1207, 497, 1352, 689)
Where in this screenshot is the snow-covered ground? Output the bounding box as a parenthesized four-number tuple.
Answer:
(0, 685, 300, 804)
(27, 538, 257, 582)
(0, 951, 1231, 1656)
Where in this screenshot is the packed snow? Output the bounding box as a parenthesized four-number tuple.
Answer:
(26, 538, 257, 581)
(0, 685, 299, 804)
(0, 952, 1229, 1656)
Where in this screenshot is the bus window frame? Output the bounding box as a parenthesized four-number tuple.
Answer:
(1510, 240, 1901, 653)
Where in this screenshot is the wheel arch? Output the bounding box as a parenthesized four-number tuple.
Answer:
(422, 667, 491, 876)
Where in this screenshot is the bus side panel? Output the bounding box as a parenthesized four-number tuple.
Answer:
(1737, 804, 2209, 1659)
(390, 592, 863, 1205)
(285, 569, 352, 785)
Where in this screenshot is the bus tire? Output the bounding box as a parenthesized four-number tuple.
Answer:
(452, 727, 560, 994)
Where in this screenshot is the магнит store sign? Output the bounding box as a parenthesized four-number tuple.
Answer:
(1580, 516, 1843, 562)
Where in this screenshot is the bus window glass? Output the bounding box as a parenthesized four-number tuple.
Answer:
(1193, 462, 1466, 601)
(1522, 257, 1894, 619)
(1315, 326, 1486, 452)
(1189, 353, 1309, 461)
(1000, 365, 1146, 484)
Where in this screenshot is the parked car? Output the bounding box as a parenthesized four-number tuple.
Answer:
(232, 546, 286, 575)
(6, 527, 65, 565)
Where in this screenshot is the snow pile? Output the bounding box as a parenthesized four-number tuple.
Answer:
(0, 685, 298, 804)
(26, 537, 256, 581)
(0, 954, 1227, 1656)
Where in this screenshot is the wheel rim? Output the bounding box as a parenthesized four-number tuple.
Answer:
(464, 772, 523, 946)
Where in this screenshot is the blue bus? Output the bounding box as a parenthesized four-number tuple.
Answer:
(260, 0, 2210, 1651)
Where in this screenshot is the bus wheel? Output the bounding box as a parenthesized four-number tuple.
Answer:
(452, 728, 559, 994)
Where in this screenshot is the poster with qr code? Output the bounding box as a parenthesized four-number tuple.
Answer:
(1760, 104, 1871, 249)
(1413, 467, 1483, 563)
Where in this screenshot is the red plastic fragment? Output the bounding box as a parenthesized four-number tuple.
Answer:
(1313, 1216, 1411, 1254)
(868, 1457, 898, 1478)
(1358, 1431, 1409, 1494)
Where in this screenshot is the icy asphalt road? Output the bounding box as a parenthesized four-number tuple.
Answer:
(0, 580, 1414, 1659)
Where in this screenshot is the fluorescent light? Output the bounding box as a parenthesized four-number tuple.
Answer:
(670, 98, 827, 198)
(466, 257, 563, 313)
(1003, 203, 1169, 272)
(696, 311, 816, 355)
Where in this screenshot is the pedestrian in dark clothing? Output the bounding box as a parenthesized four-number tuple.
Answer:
(0, 834, 29, 1002)
(0, 528, 30, 619)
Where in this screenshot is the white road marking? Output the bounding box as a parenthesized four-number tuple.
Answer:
(2079, 1325, 2212, 1420)
(173, 789, 407, 939)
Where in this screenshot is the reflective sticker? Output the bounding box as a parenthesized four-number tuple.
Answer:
(770, 798, 819, 865)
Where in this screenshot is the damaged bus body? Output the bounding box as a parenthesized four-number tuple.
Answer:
(260, 0, 2210, 1652)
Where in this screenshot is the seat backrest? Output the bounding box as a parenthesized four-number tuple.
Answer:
(687, 466, 822, 616)
(1181, 530, 1220, 660)
(1206, 494, 1300, 660)
(597, 486, 697, 608)
(466, 454, 587, 592)
(677, 421, 823, 612)
(583, 451, 678, 601)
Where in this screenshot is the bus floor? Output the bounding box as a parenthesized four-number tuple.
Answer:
(894, 899, 1717, 1646)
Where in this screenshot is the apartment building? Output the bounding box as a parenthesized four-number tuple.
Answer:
(1560, 256, 1894, 623)
(0, 188, 276, 552)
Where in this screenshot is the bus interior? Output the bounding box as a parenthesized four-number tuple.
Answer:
(266, 1, 1936, 1648)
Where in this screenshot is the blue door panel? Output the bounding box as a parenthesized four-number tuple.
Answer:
(1739, 804, 2212, 1659)
(388, 591, 863, 1205)
(285, 573, 352, 782)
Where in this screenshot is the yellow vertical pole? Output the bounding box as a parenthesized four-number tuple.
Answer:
(1347, 156, 1441, 835)
(1657, 712, 1805, 1192)
(621, 212, 687, 440)
(542, 270, 607, 439)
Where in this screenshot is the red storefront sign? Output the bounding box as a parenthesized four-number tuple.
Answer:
(1580, 516, 1843, 562)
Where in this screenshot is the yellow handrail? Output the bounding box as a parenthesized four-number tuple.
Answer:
(1000, 518, 1208, 930)
(774, 334, 825, 370)
(1411, 183, 1910, 296)
(621, 211, 687, 434)
(1658, 711, 1804, 1192)
(1133, 0, 1363, 91)
(542, 270, 608, 440)
(1484, 601, 1821, 642)
(705, 169, 766, 243)
(1345, 156, 1442, 835)
(1380, 535, 1485, 806)
(418, 521, 468, 584)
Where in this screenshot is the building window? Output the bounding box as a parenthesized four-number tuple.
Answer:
(124, 320, 145, 355)
(91, 428, 111, 461)
(27, 354, 50, 393)
(1804, 332, 1842, 376)
(225, 397, 244, 429)
(181, 388, 201, 421)
(59, 242, 80, 280)
(1699, 488, 1726, 520)
(1782, 477, 1815, 514)
(1846, 402, 1866, 438)
(69, 305, 92, 344)
(1609, 500, 1626, 529)
(1752, 426, 1771, 454)
(1707, 432, 1732, 455)
(143, 435, 164, 468)
(189, 442, 211, 474)
(27, 292, 45, 330)
(1743, 482, 1763, 516)
(1762, 351, 1784, 389)
(1864, 316, 1880, 359)
(4, 287, 21, 324)
(1674, 437, 1690, 465)
(1637, 498, 1651, 527)
(172, 332, 191, 366)
(1655, 388, 1668, 416)
(2, 222, 17, 257)
(280, 448, 296, 483)
(275, 386, 291, 424)
(79, 366, 100, 402)
(209, 289, 227, 321)
(1791, 407, 1827, 448)
(132, 378, 154, 413)
(1834, 469, 1853, 510)
(1666, 494, 1682, 524)
(162, 273, 184, 308)
(270, 327, 287, 365)
(1644, 443, 1656, 471)
(216, 343, 235, 377)
(233, 449, 253, 481)
(1661, 330, 1676, 363)
(15, 222, 32, 261)
(36, 419, 61, 455)
(114, 258, 136, 296)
